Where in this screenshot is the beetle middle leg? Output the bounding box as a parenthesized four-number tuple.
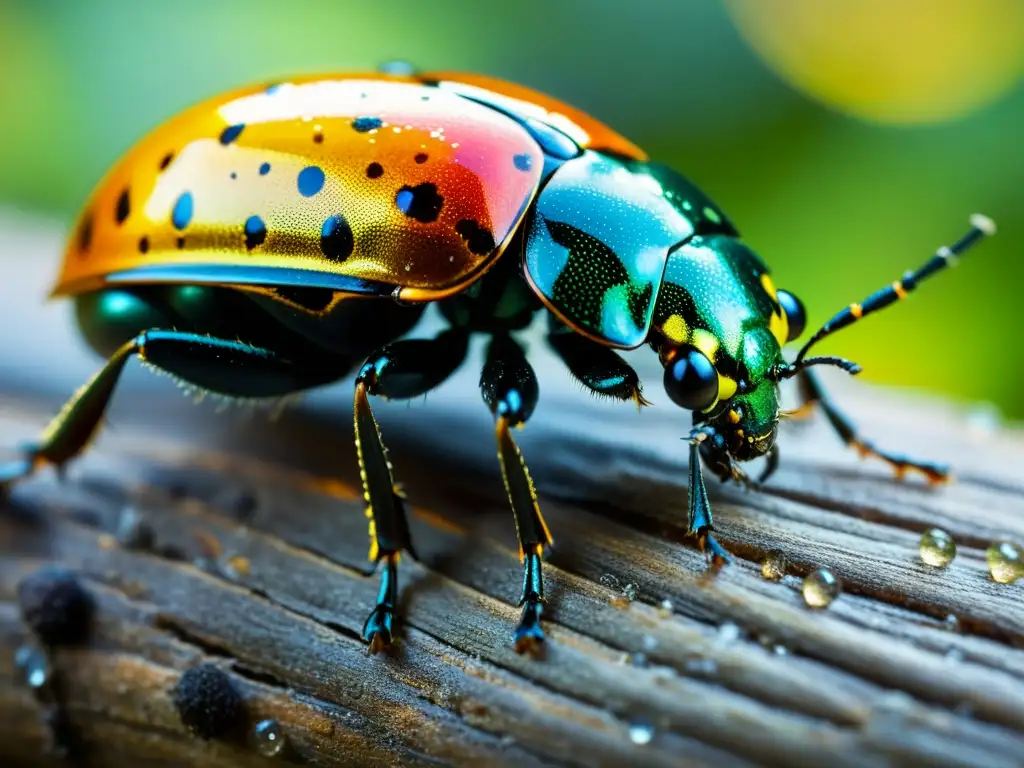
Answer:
(480, 334, 553, 655)
(353, 330, 469, 652)
(0, 329, 349, 488)
(796, 368, 949, 483)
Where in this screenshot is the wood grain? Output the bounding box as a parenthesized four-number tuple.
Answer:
(1, 211, 1022, 767)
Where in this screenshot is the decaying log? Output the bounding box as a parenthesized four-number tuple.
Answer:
(1, 212, 1023, 767)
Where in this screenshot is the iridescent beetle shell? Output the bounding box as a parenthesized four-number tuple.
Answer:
(54, 70, 742, 355)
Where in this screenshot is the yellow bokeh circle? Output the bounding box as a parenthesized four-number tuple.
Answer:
(724, 0, 1024, 123)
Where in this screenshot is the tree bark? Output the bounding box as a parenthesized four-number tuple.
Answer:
(1, 212, 1023, 767)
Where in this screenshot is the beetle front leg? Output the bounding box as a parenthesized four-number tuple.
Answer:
(481, 335, 553, 656)
(546, 324, 650, 408)
(797, 368, 949, 483)
(687, 429, 731, 569)
(354, 331, 468, 652)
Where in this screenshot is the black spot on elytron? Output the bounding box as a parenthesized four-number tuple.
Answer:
(395, 182, 443, 223)
(78, 215, 93, 253)
(219, 124, 245, 145)
(115, 188, 130, 224)
(320, 213, 354, 262)
(414, 153, 428, 164)
(273, 285, 336, 312)
(176, 236, 186, 250)
(259, 162, 271, 175)
(366, 162, 383, 179)
(172, 192, 193, 230)
(159, 152, 174, 171)
(352, 116, 382, 133)
(313, 131, 324, 144)
(138, 236, 149, 254)
(513, 153, 533, 172)
(455, 219, 495, 256)
(244, 215, 267, 250)
(230, 172, 237, 180)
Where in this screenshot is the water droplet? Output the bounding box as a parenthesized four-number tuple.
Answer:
(772, 644, 788, 657)
(622, 583, 638, 602)
(716, 622, 741, 644)
(15, 645, 51, 698)
(657, 598, 674, 618)
(642, 635, 659, 653)
(627, 651, 648, 667)
(219, 554, 251, 581)
(628, 717, 655, 745)
(919, 528, 957, 568)
(943, 614, 960, 632)
(116, 506, 155, 550)
(599, 573, 620, 589)
(251, 718, 286, 757)
(986, 541, 1023, 584)
(802, 568, 841, 608)
(761, 549, 788, 580)
(945, 648, 964, 664)
(683, 657, 717, 676)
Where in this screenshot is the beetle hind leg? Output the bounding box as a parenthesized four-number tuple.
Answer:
(797, 368, 949, 484)
(2, 330, 345, 492)
(481, 335, 553, 655)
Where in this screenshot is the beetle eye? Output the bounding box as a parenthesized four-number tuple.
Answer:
(664, 346, 719, 410)
(776, 289, 806, 342)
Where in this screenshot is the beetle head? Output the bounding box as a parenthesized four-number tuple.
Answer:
(661, 330, 784, 465)
(700, 379, 780, 461)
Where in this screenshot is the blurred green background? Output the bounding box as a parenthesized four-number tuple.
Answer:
(1, 0, 1021, 416)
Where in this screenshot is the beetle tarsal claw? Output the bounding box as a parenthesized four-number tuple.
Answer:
(849, 439, 951, 485)
(697, 530, 730, 571)
(363, 606, 395, 654)
(513, 599, 546, 657)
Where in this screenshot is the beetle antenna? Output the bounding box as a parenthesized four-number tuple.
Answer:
(794, 214, 996, 364)
(770, 356, 861, 382)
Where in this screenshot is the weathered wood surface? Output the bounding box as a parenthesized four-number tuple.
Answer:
(1, 212, 1023, 767)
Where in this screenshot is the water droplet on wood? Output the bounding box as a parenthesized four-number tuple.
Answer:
(802, 568, 841, 608)
(919, 528, 956, 568)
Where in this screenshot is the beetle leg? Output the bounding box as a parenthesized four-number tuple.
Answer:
(797, 368, 949, 484)
(354, 331, 469, 652)
(757, 445, 780, 484)
(687, 430, 730, 570)
(1, 330, 328, 491)
(546, 326, 650, 408)
(481, 335, 552, 656)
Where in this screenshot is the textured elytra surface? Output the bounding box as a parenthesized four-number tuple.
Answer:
(54, 77, 545, 298)
(2, 215, 1024, 766)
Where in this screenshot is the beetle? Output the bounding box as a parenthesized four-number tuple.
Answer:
(0, 67, 995, 655)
